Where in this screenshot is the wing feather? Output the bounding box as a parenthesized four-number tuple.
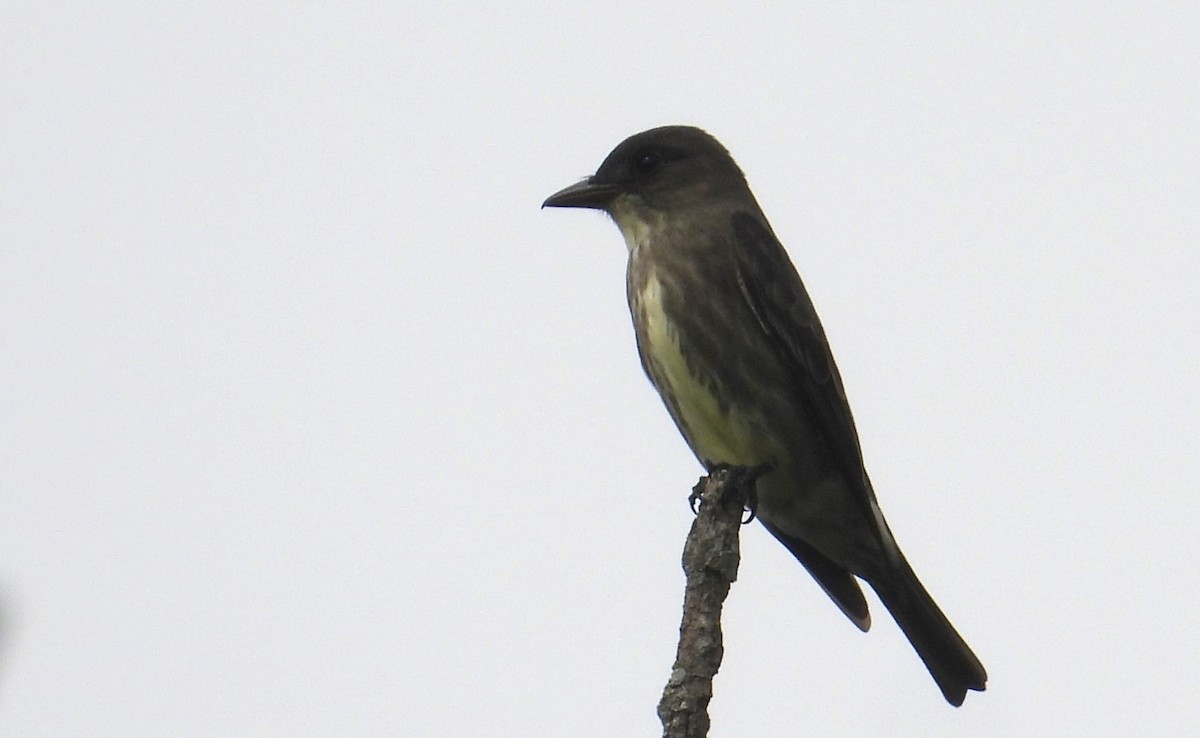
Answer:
(729, 212, 874, 508)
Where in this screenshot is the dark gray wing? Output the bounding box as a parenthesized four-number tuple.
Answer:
(730, 212, 873, 504)
(760, 519, 871, 630)
(730, 211, 884, 626)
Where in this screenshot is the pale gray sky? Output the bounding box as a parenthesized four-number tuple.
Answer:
(2, 3, 1197, 736)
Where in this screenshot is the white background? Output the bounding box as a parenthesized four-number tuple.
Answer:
(2, 3, 1197, 736)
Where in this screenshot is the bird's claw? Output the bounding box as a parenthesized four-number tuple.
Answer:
(690, 462, 772, 524)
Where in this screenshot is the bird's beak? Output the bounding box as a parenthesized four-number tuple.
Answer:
(542, 178, 618, 210)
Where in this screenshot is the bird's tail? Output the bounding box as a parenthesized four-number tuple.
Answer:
(868, 553, 987, 706)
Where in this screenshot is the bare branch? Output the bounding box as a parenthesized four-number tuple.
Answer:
(657, 468, 750, 738)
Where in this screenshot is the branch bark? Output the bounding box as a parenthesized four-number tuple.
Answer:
(657, 468, 750, 738)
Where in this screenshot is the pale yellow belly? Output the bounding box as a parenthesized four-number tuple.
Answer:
(638, 274, 772, 469)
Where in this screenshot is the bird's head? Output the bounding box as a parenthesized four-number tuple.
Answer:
(542, 125, 748, 215)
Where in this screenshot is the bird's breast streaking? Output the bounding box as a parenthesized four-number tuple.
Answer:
(636, 271, 772, 471)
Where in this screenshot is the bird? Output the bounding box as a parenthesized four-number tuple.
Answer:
(542, 125, 986, 706)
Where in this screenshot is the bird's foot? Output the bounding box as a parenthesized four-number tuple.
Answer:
(690, 462, 772, 524)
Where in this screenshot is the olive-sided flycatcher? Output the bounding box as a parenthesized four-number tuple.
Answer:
(543, 125, 986, 706)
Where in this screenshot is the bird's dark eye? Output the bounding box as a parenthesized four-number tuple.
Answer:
(634, 152, 662, 174)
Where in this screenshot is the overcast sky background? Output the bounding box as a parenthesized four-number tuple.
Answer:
(2, 3, 1198, 736)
